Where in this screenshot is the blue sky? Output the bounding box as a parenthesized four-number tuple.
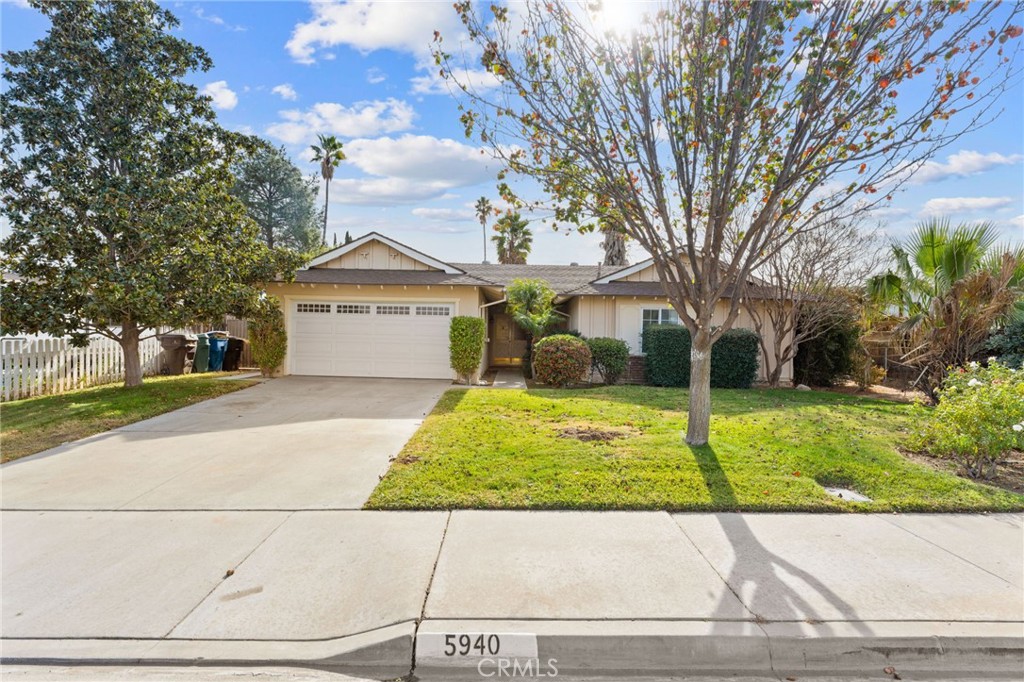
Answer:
(2, 0, 1022, 265)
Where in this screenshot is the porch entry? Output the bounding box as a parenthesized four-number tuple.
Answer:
(489, 311, 528, 367)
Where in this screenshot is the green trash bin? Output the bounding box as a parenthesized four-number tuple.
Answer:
(193, 334, 210, 373)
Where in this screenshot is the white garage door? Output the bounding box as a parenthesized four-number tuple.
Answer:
(290, 301, 454, 379)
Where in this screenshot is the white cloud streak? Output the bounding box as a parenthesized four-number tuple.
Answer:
(201, 81, 238, 111)
(919, 196, 1013, 216)
(265, 99, 416, 144)
(271, 83, 299, 101)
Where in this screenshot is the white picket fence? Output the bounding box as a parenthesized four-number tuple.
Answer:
(1, 335, 164, 402)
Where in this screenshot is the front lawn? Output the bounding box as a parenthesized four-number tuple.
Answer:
(366, 386, 1024, 512)
(0, 373, 258, 462)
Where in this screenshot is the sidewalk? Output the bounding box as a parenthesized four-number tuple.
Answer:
(2, 511, 1022, 680)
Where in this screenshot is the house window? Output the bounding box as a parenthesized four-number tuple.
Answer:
(376, 305, 410, 316)
(337, 304, 371, 315)
(296, 303, 331, 314)
(415, 305, 450, 316)
(641, 308, 680, 351)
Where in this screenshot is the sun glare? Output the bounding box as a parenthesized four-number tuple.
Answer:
(591, 0, 654, 39)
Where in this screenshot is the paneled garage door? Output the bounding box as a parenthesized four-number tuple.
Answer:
(290, 301, 454, 379)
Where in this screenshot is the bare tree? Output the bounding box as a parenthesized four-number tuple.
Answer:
(438, 0, 1021, 444)
(741, 211, 883, 387)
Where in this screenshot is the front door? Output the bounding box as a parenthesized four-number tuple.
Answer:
(490, 312, 527, 366)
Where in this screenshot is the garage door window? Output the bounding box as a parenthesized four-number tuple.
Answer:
(338, 304, 371, 314)
(376, 305, 410, 315)
(415, 305, 451, 316)
(297, 303, 332, 314)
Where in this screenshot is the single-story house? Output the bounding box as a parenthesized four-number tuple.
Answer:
(268, 232, 793, 383)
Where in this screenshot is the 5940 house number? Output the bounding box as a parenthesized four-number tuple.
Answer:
(444, 633, 501, 656)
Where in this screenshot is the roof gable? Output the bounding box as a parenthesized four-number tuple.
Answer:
(305, 232, 464, 274)
(591, 257, 662, 284)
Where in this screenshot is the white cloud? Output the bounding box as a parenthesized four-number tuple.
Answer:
(912, 150, 1024, 185)
(410, 66, 502, 96)
(1009, 215, 1024, 229)
(272, 83, 298, 101)
(202, 81, 238, 110)
(345, 134, 495, 184)
(193, 6, 246, 32)
(366, 67, 387, 84)
(919, 196, 1013, 216)
(286, 0, 462, 64)
(265, 99, 416, 144)
(328, 134, 497, 206)
(412, 207, 475, 222)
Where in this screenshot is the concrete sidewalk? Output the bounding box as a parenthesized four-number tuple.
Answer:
(2, 511, 1021, 679)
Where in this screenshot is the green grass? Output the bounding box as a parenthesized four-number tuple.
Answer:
(366, 386, 1024, 512)
(0, 373, 258, 462)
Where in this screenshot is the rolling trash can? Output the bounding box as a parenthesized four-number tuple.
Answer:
(157, 334, 189, 375)
(193, 334, 210, 373)
(207, 332, 229, 372)
(222, 338, 245, 372)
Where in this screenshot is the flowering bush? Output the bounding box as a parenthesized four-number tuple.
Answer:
(909, 360, 1024, 479)
(533, 334, 592, 387)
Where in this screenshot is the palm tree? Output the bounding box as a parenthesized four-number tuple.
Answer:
(310, 134, 346, 247)
(475, 197, 493, 263)
(506, 278, 559, 377)
(599, 214, 628, 266)
(492, 212, 533, 264)
(867, 218, 1024, 399)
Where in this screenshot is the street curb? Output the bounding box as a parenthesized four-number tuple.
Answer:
(413, 620, 1024, 679)
(0, 621, 414, 680)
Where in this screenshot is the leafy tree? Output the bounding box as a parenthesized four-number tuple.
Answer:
(475, 196, 493, 263)
(506, 278, 559, 376)
(439, 0, 1022, 444)
(867, 219, 1024, 400)
(492, 212, 533, 264)
(0, 0, 294, 387)
(310, 134, 345, 246)
(232, 141, 321, 254)
(344, 230, 354, 245)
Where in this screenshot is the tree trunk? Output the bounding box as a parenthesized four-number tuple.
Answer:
(686, 330, 713, 445)
(322, 179, 330, 246)
(120, 323, 143, 388)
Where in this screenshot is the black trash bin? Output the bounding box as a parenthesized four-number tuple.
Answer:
(158, 334, 190, 375)
(223, 338, 245, 372)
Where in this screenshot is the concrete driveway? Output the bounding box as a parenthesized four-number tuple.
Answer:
(0, 376, 449, 510)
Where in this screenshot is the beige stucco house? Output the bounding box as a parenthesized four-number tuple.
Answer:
(269, 232, 793, 383)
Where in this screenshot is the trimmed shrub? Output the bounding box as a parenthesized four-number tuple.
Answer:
(643, 324, 690, 387)
(643, 325, 761, 388)
(533, 334, 592, 387)
(249, 296, 287, 377)
(710, 328, 760, 389)
(793, 313, 860, 387)
(449, 316, 485, 383)
(587, 337, 629, 385)
(908, 360, 1024, 479)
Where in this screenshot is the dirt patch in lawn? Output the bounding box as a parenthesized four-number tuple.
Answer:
(812, 380, 926, 404)
(900, 449, 1024, 494)
(557, 425, 633, 442)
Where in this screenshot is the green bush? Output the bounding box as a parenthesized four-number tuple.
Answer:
(793, 311, 860, 386)
(533, 334, 592, 387)
(643, 325, 760, 388)
(710, 328, 760, 389)
(249, 296, 287, 377)
(449, 316, 485, 383)
(908, 360, 1024, 479)
(643, 324, 690, 387)
(587, 337, 629, 385)
(984, 319, 1024, 370)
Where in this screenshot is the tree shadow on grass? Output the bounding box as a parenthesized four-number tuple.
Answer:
(687, 443, 874, 636)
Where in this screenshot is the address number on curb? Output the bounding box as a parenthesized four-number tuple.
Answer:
(417, 632, 538, 661)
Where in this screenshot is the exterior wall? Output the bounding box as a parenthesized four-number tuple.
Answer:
(570, 295, 793, 384)
(317, 240, 436, 271)
(268, 282, 479, 377)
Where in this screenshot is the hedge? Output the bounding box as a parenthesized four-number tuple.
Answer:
(534, 334, 592, 387)
(642, 325, 760, 389)
(449, 316, 485, 383)
(587, 337, 629, 385)
(793, 312, 859, 386)
(249, 296, 287, 377)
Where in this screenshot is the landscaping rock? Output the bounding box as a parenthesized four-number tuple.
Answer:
(796, 384, 812, 391)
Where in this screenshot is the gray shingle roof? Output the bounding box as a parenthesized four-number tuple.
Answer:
(451, 263, 628, 294)
(288, 269, 491, 286)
